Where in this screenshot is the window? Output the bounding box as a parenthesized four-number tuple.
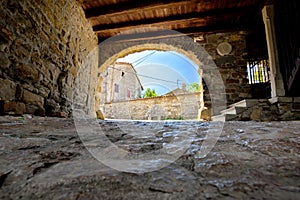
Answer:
(114, 84, 119, 93)
(247, 59, 269, 84)
(127, 89, 131, 98)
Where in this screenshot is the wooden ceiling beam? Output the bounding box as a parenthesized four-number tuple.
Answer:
(94, 5, 261, 35)
(176, 15, 263, 35)
(84, 0, 187, 18)
(97, 15, 263, 43)
(97, 25, 239, 43)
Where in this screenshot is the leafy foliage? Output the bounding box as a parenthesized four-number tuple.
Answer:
(164, 116, 184, 120)
(187, 82, 200, 92)
(142, 88, 158, 98)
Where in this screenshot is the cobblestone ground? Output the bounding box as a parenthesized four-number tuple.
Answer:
(0, 116, 299, 199)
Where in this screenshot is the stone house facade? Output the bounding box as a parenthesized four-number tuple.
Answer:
(100, 62, 143, 103)
(99, 62, 143, 116)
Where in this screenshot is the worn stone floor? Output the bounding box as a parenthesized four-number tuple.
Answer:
(0, 116, 299, 199)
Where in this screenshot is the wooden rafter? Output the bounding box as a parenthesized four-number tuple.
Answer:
(82, 0, 269, 38)
(93, 5, 260, 32)
(97, 15, 262, 43)
(84, 0, 189, 18)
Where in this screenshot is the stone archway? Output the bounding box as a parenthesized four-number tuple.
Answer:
(91, 30, 226, 120)
(73, 30, 226, 120)
(95, 44, 204, 119)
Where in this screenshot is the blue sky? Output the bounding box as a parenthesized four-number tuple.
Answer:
(117, 50, 200, 95)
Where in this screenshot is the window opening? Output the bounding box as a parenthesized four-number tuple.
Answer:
(114, 83, 119, 93)
(247, 59, 270, 84)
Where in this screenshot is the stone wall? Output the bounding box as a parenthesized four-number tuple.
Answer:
(104, 92, 201, 120)
(196, 31, 252, 119)
(229, 98, 300, 121)
(0, 0, 98, 117)
(271, 97, 300, 121)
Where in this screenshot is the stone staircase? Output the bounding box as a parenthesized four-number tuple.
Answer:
(211, 99, 263, 122)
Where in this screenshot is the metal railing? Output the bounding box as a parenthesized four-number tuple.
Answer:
(247, 59, 270, 84)
(247, 59, 271, 99)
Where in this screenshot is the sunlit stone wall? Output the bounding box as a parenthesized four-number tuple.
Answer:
(103, 92, 202, 120)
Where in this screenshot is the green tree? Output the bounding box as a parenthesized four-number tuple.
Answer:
(187, 82, 200, 92)
(142, 88, 158, 98)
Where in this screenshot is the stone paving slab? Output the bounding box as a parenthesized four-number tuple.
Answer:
(0, 116, 299, 199)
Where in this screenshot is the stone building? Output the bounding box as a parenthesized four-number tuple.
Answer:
(0, 0, 299, 121)
(100, 62, 143, 104)
(0, 0, 298, 121)
(0, 1, 300, 199)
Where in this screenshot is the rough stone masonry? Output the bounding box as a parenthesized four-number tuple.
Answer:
(0, 0, 98, 117)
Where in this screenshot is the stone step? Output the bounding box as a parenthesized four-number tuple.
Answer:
(229, 99, 259, 108)
(220, 106, 247, 115)
(211, 114, 239, 122)
(212, 99, 266, 122)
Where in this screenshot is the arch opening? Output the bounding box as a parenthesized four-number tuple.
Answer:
(73, 30, 227, 122)
(96, 45, 204, 121)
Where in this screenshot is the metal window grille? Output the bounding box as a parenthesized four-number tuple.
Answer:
(247, 59, 270, 84)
